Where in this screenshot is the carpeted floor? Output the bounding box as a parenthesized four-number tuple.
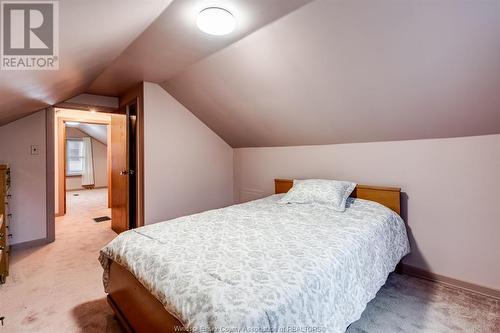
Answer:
(1, 188, 499, 332)
(347, 275, 500, 333)
(0, 189, 121, 332)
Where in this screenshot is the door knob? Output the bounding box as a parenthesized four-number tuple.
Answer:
(120, 170, 128, 176)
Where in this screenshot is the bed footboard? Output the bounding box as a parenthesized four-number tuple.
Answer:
(107, 261, 185, 333)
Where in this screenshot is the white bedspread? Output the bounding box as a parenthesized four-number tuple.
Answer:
(100, 195, 410, 333)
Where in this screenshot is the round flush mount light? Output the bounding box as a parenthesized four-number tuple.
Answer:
(197, 7, 236, 36)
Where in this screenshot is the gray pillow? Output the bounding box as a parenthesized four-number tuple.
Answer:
(278, 179, 357, 212)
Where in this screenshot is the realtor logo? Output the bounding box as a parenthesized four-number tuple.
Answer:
(1, 1, 59, 70)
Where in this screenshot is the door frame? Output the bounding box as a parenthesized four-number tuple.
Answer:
(46, 108, 55, 242)
(46, 85, 145, 243)
(119, 83, 145, 229)
(56, 116, 111, 216)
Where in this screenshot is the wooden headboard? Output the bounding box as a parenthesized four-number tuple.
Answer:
(275, 179, 401, 215)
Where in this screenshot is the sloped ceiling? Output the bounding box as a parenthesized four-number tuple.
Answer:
(2, 0, 500, 148)
(74, 123, 108, 145)
(0, 0, 312, 125)
(87, 0, 313, 96)
(163, 0, 500, 147)
(0, 0, 173, 126)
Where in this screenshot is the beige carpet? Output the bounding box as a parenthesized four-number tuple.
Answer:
(0, 189, 121, 332)
(1, 188, 499, 332)
(348, 274, 500, 333)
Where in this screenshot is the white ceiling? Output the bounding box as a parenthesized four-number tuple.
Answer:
(162, 0, 500, 147)
(87, 0, 313, 96)
(0, 0, 173, 125)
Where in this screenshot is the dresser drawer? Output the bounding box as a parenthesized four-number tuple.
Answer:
(0, 215, 8, 284)
(0, 231, 5, 249)
(5, 170, 10, 189)
(0, 166, 10, 284)
(3, 204, 9, 227)
(0, 248, 7, 284)
(4, 193, 11, 205)
(0, 215, 5, 248)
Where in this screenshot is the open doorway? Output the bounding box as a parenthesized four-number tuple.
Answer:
(54, 109, 113, 231)
(65, 121, 110, 220)
(52, 100, 143, 239)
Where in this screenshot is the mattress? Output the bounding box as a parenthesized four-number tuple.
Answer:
(99, 194, 410, 333)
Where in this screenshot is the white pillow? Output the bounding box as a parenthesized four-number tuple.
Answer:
(278, 179, 356, 212)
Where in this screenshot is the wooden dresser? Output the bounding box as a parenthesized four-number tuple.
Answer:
(0, 164, 11, 284)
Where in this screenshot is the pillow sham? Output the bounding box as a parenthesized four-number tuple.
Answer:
(278, 179, 357, 212)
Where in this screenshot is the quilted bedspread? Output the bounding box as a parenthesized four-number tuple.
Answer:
(100, 194, 410, 332)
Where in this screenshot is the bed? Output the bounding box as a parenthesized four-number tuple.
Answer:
(100, 179, 410, 333)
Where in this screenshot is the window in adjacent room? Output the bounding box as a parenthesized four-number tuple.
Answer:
(66, 138, 84, 176)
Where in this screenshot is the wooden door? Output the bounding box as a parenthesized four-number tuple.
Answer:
(110, 113, 128, 233)
(107, 124, 112, 208)
(56, 118, 67, 216)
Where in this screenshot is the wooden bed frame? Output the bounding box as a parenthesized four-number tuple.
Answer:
(106, 179, 401, 332)
(274, 179, 401, 214)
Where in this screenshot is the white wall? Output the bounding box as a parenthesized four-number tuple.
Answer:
(233, 135, 500, 291)
(0, 111, 47, 244)
(143, 82, 234, 224)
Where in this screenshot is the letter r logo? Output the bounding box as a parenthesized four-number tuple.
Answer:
(2, 1, 55, 55)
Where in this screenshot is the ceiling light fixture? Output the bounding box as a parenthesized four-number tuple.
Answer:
(197, 7, 236, 36)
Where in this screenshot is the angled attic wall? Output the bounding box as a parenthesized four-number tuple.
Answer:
(163, 0, 500, 147)
(143, 82, 233, 224)
(0, 0, 174, 126)
(75, 123, 108, 145)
